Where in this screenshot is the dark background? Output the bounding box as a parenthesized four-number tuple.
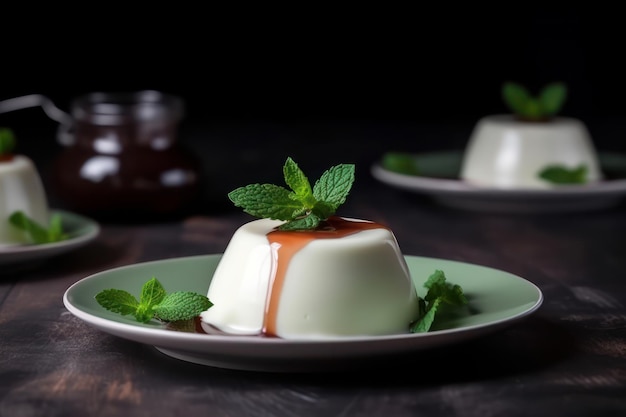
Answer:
(2, 8, 626, 218)
(3, 9, 625, 128)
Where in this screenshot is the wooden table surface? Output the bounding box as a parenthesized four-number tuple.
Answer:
(1, 120, 625, 417)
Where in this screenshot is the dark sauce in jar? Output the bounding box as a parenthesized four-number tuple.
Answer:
(50, 90, 202, 222)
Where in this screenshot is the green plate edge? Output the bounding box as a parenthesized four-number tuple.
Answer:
(381, 150, 626, 180)
(57, 209, 100, 240)
(65, 254, 543, 334)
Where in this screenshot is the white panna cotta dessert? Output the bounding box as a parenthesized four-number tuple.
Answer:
(0, 155, 50, 247)
(460, 115, 603, 189)
(460, 82, 603, 189)
(200, 216, 419, 339)
(93, 157, 469, 339)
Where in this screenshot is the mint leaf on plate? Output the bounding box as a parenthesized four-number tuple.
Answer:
(381, 152, 420, 175)
(410, 269, 468, 333)
(95, 276, 212, 324)
(153, 292, 214, 322)
(538, 164, 588, 184)
(0, 128, 16, 156)
(8, 211, 69, 244)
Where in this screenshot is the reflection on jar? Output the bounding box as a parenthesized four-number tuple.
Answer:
(50, 91, 203, 221)
(79, 156, 120, 182)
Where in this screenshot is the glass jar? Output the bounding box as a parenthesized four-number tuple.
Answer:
(50, 90, 202, 221)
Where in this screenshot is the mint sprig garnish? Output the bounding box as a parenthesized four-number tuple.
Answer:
(95, 277, 213, 324)
(228, 157, 355, 231)
(9, 210, 69, 244)
(502, 82, 567, 121)
(410, 270, 468, 333)
(538, 164, 588, 184)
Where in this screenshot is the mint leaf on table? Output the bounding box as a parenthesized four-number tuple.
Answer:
(538, 164, 588, 184)
(228, 157, 355, 231)
(95, 276, 213, 324)
(410, 270, 468, 333)
(8, 211, 69, 244)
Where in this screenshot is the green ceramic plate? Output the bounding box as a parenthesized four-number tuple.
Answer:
(0, 210, 100, 273)
(372, 151, 626, 212)
(63, 254, 543, 372)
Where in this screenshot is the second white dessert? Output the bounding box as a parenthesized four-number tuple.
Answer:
(460, 115, 603, 189)
(0, 155, 50, 247)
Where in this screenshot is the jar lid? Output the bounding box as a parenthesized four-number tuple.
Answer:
(71, 90, 184, 126)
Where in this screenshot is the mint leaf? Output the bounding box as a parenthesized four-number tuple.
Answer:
(141, 277, 167, 307)
(502, 82, 567, 120)
(0, 128, 16, 155)
(411, 298, 441, 333)
(503, 82, 534, 118)
(95, 289, 139, 316)
(135, 277, 167, 322)
(47, 214, 66, 242)
(313, 163, 355, 211)
(381, 152, 420, 175)
(410, 270, 468, 333)
(283, 157, 315, 207)
(229, 184, 303, 220)
(95, 277, 213, 324)
(153, 291, 213, 321)
(9, 211, 49, 243)
(311, 200, 335, 221)
(134, 303, 155, 323)
(278, 213, 322, 231)
(8, 211, 69, 244)
(538, 164, 588, 184)
(539, 82, 567, 117)
(423, 270, 467, 306)
(228, 157, 356, 231)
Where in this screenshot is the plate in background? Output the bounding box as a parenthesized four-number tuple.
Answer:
(0, 210, 100, 273)
(371, 151, 626, 212)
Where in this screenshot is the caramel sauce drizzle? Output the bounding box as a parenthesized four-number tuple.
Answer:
(262, 216, 387, 336)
